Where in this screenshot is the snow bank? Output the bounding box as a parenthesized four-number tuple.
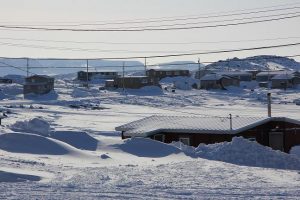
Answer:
(114, 138, 181, 157)
(0, 84, 23, 100)
(0, 133, 73, 155)
(0, 170, 41, 183)
(173, 137, 300, 170)
(160, 76, 198, 90)
(71, 88, 99, 98)
(290, 146, 300, 159)
(25, 90, 58, 100)
(122, 86, 163, 96)
(10, 118, 51, 136)
(51, 131, 99, 151)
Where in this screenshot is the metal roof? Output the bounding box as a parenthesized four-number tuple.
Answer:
(116, 115, 300, 137)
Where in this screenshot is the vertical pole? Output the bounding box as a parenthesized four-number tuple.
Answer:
(267, 93, 271, 117)
(229, 114, 232, 131)
(86, 59, 89, 88)
(122, 61, 125, 92)
(144, 57, 147, 76)
(26, 58, 29, 77)
(198, 58, 201, 89)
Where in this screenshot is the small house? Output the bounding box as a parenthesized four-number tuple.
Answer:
(0, 78, 13, 84)
(200, 74, 240, 89)
(114, 76, 160, 89)
(256, 70, 293, 82)
(77, 71, 119, 81)
(23, 75, 54, 96)
(146, 69, 190, 80)
(116, 115, 300, 153)
(271, 72, 300, 89)
(219, 71, 253, 81)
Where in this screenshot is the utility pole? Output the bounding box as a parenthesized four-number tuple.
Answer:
(144, 57, 147, 76)
(198, 58, 201, 89)
(122, 61, 125, 92)
(86, 59, 89, 88)
(26, 58, 29, 77)
(229, 114, 233, 131)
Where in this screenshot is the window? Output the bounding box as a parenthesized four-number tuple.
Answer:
(174, 71, 180, 75)
(166, 71, 172, 76)
(179, 137, 190, 146)
(154, 134, 165, 142)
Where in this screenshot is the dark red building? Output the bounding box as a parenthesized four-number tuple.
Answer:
(116, 115, 300, 153)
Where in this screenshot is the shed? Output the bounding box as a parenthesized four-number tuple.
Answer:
(0, 78, 13, 84)
(256, 70, 293, 82)
(116, 115, 300, 153)
(23, 75, 54, 96)
(200, 74, 240, 89)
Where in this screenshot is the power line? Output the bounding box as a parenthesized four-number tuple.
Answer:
(2, 54, 300, 69)
(0, 14, 299, 32)
(2, 2, 300, 26)
(0, 36, 300, 45)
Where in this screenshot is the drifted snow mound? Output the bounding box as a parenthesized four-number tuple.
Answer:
(71, 88, 99, 98)
(10, 118, 51, 136)
(25, 90, 58, 100)
(51, 131, 99, 151)
(0, 170, 41, 183)
(114, 138, 181, 157)
(0, 133, 75, 155)
(290, 146, 300, 159)
(160, 76, 198, 90)
(123, 86, 163, 96)
(173, 137, 300, 170)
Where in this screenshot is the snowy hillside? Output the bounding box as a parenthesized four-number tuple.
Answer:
(206, 55, 300, 71)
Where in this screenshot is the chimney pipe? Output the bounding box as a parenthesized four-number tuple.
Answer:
(267, 93, 271, 117)
(229, 114, 233, 131)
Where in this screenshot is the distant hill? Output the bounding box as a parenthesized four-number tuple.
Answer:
(205, 55, 300, 71)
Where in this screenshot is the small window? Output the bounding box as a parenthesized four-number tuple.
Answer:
(174, 71, 180, 75)
(154, 134, 165, 142)
(179, 137, 190, 146)
(166, 71, 172, 76)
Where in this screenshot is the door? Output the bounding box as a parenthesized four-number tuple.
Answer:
(269, 132, 284, 151)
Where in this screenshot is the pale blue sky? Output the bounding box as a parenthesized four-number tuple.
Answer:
(0, 0, 299, 64)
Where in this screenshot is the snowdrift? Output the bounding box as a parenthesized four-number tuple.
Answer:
(173, 137, 300, 170)
(24, 90, 58, 100)
(290, 146, 300, 159)
(0, 133, 74, 155)
(121, 86, 163, 96)
(51, 131, 99, 151)
(10, 118, 51, 136)
(114, 138, 181, 157)
(160, 76, 198, 90)
(0, 170, 41, 183)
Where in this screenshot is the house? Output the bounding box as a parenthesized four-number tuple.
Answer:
(113, 76, 160, 89)
(0, 78, 13, 84)
(23, 75, 54, 96)
(200, 74, 240, 89)
(219, 71, 253, 81)
(116, 115, 300, 153)
(256, 70, 293, 82)
(146, 69, 190, 80)
(271, 72, 300, 89)
(77, 71, 119, 81)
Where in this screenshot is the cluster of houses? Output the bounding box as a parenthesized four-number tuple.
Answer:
(1, 68, 298, 97)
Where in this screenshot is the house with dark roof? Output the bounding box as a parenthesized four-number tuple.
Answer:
(200, 74, 240, 89)
(146, 69, 190, 80)
(113, 76, 160, 89)
(271, 71, 300, 89)
(23, 75, 54, 96)
(77, 71, 119, 81)
(116, 115, 300, 153)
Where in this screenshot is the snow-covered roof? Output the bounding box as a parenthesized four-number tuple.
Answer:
(200, 74, 234, 81)
(271, 73, 294, 80)
(256, 70, 293, 76)
(216, 71, 252, 76)
(116, 115, 300, 137)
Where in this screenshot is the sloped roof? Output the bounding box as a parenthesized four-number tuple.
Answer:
(256, 70, 294, 76)
(271, 73, 294, 80)
(116, 115, 300, 137)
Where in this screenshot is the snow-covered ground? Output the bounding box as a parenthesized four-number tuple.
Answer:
(0, 76, 300, 199)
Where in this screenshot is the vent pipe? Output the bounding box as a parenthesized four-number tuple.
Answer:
(267, 93, 271, 117)
(229, 114, 233, 131)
